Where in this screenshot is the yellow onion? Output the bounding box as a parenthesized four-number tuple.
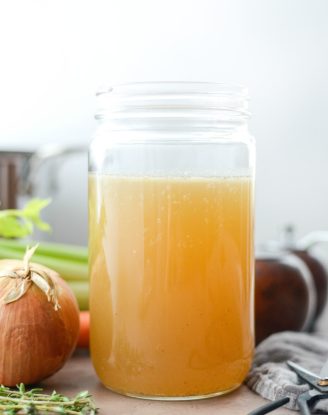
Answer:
(0, 246, 80, 386)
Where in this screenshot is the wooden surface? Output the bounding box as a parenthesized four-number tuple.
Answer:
(42, 350, 293, 415)
(39, 279, 328, 413)
(40, 294, 328, 413)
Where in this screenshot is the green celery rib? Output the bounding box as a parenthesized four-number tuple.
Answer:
(0, 240, 90, 310)
(67, 281, 89, 311)
(0, 245, 88, 282)
(0, 238, 88, 263)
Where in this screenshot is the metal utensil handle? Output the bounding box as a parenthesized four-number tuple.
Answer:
(298, 391, 328, 415)
(297, 393, 312, 415)
(247, 397, 290, 415)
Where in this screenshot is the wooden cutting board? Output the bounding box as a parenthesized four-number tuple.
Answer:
(41, 350, 292, 415)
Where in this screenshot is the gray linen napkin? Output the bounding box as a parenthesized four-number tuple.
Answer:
(246, 331, 328, 412)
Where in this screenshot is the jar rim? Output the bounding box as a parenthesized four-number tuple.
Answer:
(96, 81, 248, 97)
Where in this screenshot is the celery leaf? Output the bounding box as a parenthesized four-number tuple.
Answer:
(0, 198, 51, 238)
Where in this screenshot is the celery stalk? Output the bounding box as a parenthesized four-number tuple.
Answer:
(0, 238, 87, 263)
(0, 244, 88, 282)
(67, 281, 89, 311)
(0, 200, 90, 310)
(0, 241, 90, 310)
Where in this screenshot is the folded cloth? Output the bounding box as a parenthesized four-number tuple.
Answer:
(246, 331, 328, 413)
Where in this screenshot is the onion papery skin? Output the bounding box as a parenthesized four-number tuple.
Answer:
(0, 260, 80, 386)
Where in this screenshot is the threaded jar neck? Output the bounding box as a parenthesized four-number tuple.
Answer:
(95, 82, 250, 134)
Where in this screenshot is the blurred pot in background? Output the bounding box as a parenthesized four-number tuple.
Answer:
(0, 150, 31, 209)
(0, 144, 87, 209)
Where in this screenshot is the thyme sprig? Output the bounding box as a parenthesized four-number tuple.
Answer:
(0, 383, 98, 414)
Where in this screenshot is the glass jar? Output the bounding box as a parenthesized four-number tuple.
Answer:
(89, 82, 255, 400)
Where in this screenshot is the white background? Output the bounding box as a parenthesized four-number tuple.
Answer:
(0, 0, 328, 247)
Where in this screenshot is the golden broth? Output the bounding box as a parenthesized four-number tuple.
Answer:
(89, 174, 254, 398)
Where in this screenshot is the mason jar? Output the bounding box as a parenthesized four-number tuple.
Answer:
(89, 82, 255, 400)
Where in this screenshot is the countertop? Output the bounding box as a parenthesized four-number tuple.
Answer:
(40, 276, 328, 414)
(40, 307, 328, 414)
(42, 351, 292, 415)
(41, 296, 328, 414)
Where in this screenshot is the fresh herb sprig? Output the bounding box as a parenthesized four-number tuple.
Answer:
(0, 383, 98, 414)
(0, 199, 51, 238)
